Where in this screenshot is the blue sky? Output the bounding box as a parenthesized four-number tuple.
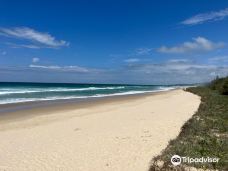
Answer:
(1, 0, 228, 84)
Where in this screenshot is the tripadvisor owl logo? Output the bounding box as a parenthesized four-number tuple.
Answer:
(171, 155, 181, 166)
(170, 155, 219, 166)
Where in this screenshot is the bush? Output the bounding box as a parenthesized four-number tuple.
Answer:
(218, 78, 228, 95)
(209, 76, 221, 90)
(209, 76, 228, 95)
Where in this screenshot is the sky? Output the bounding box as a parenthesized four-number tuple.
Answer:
(1, 0, 228, 84)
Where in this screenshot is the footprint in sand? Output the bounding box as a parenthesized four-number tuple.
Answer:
(74, 128, 81, 131)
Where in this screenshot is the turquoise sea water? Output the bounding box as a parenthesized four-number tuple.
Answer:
(0, 82, 188, 105)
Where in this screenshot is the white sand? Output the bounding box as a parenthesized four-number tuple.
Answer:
(0, 89, 200, 171)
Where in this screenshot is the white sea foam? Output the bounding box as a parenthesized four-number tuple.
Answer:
(0, 87, 176, 105)
(0, 86, 125, 95)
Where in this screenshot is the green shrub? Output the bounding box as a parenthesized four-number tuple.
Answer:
(218, 78, 228, 95)
(209, 76, 228, 95)
(209, 76, 221, 90)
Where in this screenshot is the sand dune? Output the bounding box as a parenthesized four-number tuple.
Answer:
(0, 89, 200, 171)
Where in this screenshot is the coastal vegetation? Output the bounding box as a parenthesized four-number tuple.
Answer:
(149, 76, 228, 171)
(210, 76, 228, 95)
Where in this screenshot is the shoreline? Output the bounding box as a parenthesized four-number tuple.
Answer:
(0, 89, 201, 171)
(0, 88, 179, 123)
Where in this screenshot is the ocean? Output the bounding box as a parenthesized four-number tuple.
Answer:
(0, 82, 186, 105)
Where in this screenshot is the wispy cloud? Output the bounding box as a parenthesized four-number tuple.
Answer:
(167, 59, 190, 63)
(126, 60, 217, 73)
(1, 60, 228, 84)
(32, 58, 40, 63)
(209, 56, 228, 63)
(6, 42, 41, 49)
(122, 59, 228, 83)
(158, 37, 224, 54)
(29, 64, 92, 73)
(124, 58, 140, 63)
(0, 27, 69, 49)
(135, 48, 152, 55)
(181, 8, 228, 25)
(19, 44, 42, 49)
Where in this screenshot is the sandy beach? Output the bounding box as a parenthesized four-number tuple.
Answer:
(0, 89, 200, 171)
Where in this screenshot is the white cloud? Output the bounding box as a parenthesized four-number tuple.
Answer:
(5, 42, 41, 49)
(209, 56, 228, 62)
(181, 8, 228, 25)
(123, 59, 228, 83)
(135, 48, 152, 55)
(29, 64, 90, 73)
(158, 37, 224, 54)
(124, 58, 140, 63)
(32, 58, 40, 63)
(1, 60, 228, 84)
(127, 60, 217, 73)
(167, 59, 190, 63)
(15, 44, 41, 49)
(0, 27, 69, 48)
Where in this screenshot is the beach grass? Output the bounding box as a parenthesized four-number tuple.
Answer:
(149, 85, 228, 170)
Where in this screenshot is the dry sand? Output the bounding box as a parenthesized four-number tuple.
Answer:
(0, 89, 200, 171)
